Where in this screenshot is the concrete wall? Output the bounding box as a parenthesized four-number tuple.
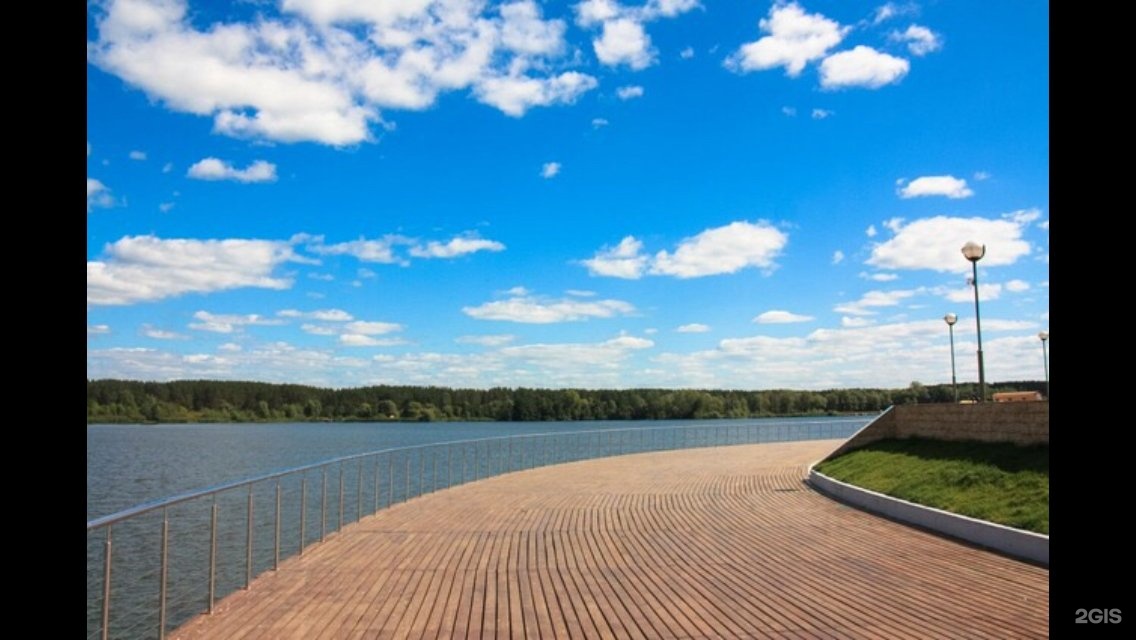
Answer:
(827, 401, 1048, 459)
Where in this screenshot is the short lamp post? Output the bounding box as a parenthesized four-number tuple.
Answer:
(944, 313, 958, 402)
(961, 241, 987, 402)
(1039, 330, 1049, 399)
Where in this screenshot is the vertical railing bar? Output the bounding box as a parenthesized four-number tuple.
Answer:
(159, 507, 169, 640)
(274, 480, 281, 571)
(374, 456, 380, 514)
(338, 464, 345, 532)
(209, 498, 217, 613)
(320, 468, 327, 543)
(448, 445, 453, 488)
(300, 476, 307, 555)
(357, 460, 363, 522)
(246, 485, 254, 589)
(101, 525, 112, 640)
(388, 454, 394, 507)
(433, 449, 438, 493)
(405, 455, 411, 501)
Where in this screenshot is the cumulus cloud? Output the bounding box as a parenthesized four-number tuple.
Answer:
(898, 175, 974, 199)
(754, 310, 814, 324)
(651, 221, 788, 278)
(463, 293, 635, 323)
(142, 325, 187, 340)
(616, 85, 645, 100)
(87, 235, 303, 305)
(866, 213, 1035, 273)
(189, 310, 285, 333)
(455, 334, 516, 346)
(891, 25, 941, 56)
(306, 234, 412, 264)
(726, 2, 847, 76)
(408, 235, 506, 259)
(541, 162, 561, 178)
(677, 323, 710, 333)
(819, 45, 909, 89)
(582, 236, 649, 279)
(1005, 279, 1031, 293)
(834, 289, 919, 316)
(187, 158, 277, 183)
(595, 18, 654, 68)
(872, 2, 916, 25)
(87, 178, 116, 211)
(574, 0, 696, 71)
(87, 0, 599, 145)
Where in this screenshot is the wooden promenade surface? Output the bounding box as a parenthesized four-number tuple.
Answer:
(173, 440, 1048, 639)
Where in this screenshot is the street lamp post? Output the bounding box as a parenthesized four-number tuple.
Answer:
(944, 313, 958, 403)
(1039, 330, 1049, 399)
(961, 241, 987, 402)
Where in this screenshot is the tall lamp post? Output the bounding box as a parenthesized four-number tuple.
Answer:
(944, 313, 958, 402)
(1039, 330, 1049, 399)
(961, 241, 987, 402)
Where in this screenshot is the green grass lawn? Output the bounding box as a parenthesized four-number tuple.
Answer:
(814, 438, 1049, 535)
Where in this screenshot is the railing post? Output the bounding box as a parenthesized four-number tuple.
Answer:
(209, 497, 217, 612)
(433, 449, 438, 492)
(300, 476, 307, 555)
(374, 457, 380, 514)
(357, 461, 363, 522)
(405, 455, 411, 500)
(274, 480, 281, 571)
(474, 443, 479, 480)
(101, 526, 112, 640)
(159, 508, 169, 640)
(320, 468, 327, 542)
(246, 486, 254, 589)
(448, 445, 453, 487)
(338, 464, 345, 532)
(388, 455, 394, 506)
(509, 438, 514, 472)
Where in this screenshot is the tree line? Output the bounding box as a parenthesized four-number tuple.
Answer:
(87, 379, 1047, 424)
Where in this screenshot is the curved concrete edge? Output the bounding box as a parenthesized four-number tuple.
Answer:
(807, 465, 1049, 567)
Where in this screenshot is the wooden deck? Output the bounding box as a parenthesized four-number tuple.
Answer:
(173, 440, 1049, 639)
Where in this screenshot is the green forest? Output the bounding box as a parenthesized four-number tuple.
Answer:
(87, 379, 1046, 424)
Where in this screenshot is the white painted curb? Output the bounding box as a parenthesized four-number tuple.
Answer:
(807, 465, 1049, 566)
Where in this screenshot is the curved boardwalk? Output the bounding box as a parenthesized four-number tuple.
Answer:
(174, 440, 1048, 639)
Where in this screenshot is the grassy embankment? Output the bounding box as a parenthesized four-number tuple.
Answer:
(814, 438, 1049, 534)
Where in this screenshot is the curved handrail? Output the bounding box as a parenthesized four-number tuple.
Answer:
(87, 417, 871, 640)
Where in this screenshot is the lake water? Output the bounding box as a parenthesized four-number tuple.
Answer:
(87, 416, 872, 639)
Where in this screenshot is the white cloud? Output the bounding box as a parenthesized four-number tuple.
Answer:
(677, 323, 710, 333)
(505, 286, 531, 296)
(892, 25, 941, 56)
(87, 178, 115, 211)
(834, 289, 918, 316)
(456, 334, 516, 346)
(941, 283, 1003, 303)
(898, 175, 974, 199)
(726, 2, 847, 76)
(475, 71, 598, 117)
(872, 2, 916, 25)
(811, 108, 834, 119)
(859, 271, 899, 282)
(87, 141, 92, 156)
(306, 234, 413, 264)
(88, 324, 111, 336)
(87, 235, 302, 305)
(463, 294, 635, 323)
(357, 268, 376, 279)
(189, 310, 285, 333)
(841, 316, 873, 328)
(565, 289, 596, 297)
(162, 162, 174, 173)
(592, 117, 609, 128)
(832, 250, 845, 264)
(218, 342, 242, 352)
(616, 85, 645, 100)
(159, 202, 175, 213)
(408, 235, 506, 259)
(187, 158, 277, 183)
(499, 335, 653, 369)
(974, 171, 991, 181)
(301, 324, 339, 336)
(754, 310, 814, 324)
(819, 46, 909, 89)
(680, 46, 694, 59)
(87, 0, 602, 145)
(781, 106, 797, 117)
(541, 162, 561, 178)
(345, 321, 402, 335)
(582, 236, 649, 279)
(1005, 279, 1030, 293)
(575, 0, 622, 27)
(1039, 220, 1049, 231)
(142, 326, 187, 340)
(278, 308, 354, 322)
(594, 18, 654, 69)
(866, 213, 1034, 273)
(129, 150, 147, 160)
(866, 224, 878, 237)
(651, 221, 788, 278)
(340, 334, 405, 347)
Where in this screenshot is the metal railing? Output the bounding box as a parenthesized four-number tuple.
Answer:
(86, 418, 869, 639)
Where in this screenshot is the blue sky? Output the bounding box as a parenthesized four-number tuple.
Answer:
(87, 0, 1049, 390)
